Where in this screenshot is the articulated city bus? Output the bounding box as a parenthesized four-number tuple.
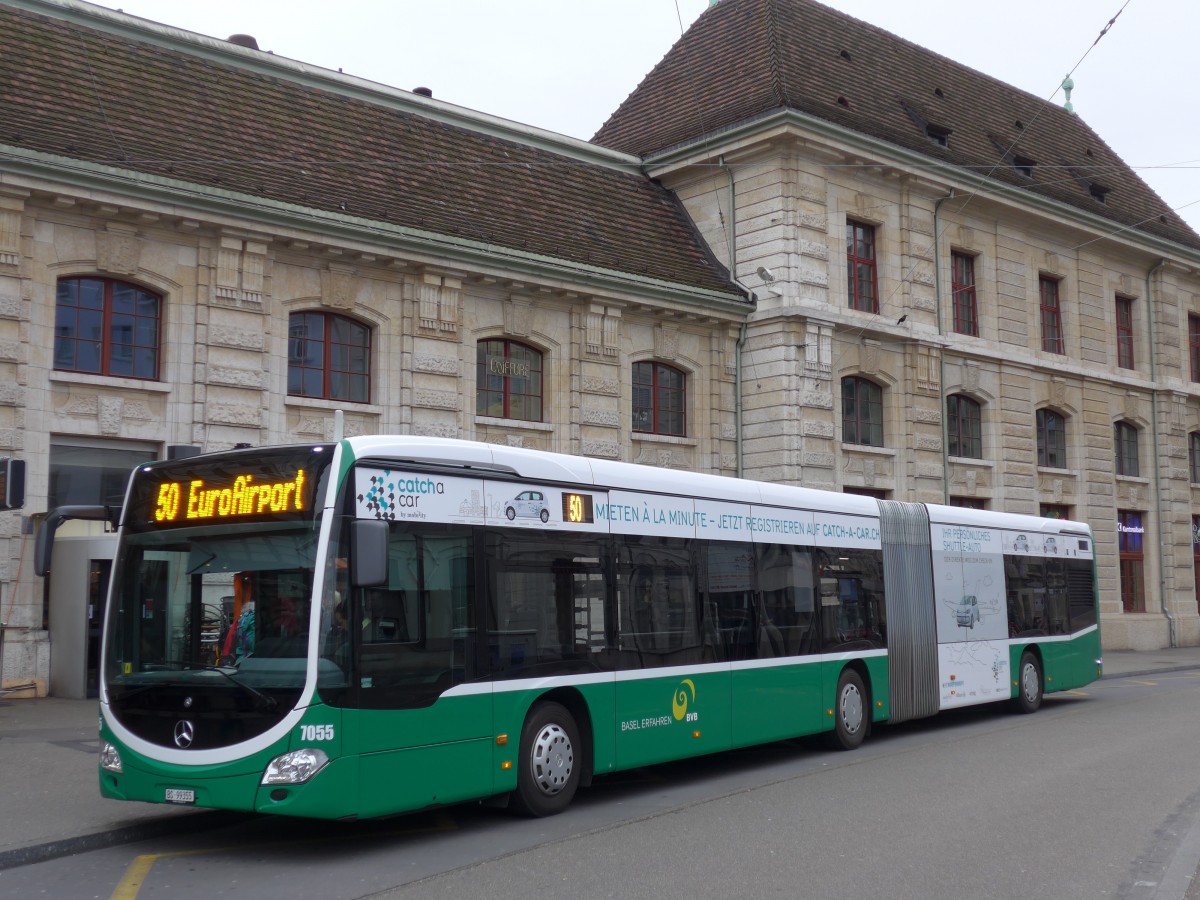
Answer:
(38, 436, 1101, 819)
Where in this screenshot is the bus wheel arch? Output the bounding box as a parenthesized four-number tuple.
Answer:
(510, 691, 591, 817)
(1012, 648, 1043, 714)
(826, 664, 871, 751)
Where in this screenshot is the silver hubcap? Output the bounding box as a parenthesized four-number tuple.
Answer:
(839, 683, 863, 735)
(1022, 663, 1039, 702)
(531, 723, 574, 796)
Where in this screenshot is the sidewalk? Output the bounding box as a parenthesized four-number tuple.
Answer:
(2, 646, 1199, 870)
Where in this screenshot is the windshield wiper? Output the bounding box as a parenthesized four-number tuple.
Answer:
(156, 660, 278, 710)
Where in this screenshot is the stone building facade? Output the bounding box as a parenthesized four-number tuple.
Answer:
(2, 0, 1199, 694)
(0, 0, 744, 694)
(593, 0, 1200, 651)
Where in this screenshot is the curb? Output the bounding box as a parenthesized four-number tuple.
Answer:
(1101, 665, 1200, 680)
(0, 810, 241, 872)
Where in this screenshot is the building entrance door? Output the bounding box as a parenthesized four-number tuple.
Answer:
(47, 536, 116, 699)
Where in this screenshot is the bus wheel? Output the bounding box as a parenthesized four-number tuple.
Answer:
(1012, 651, 1043, 714)
(512, 702, 580, 817)
(827, 668, 869, 751)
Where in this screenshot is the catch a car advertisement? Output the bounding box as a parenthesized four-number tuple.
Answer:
(931, 523, 1008, 709)
(929, 522, 1085, 709)
(353, 468, 881, 547)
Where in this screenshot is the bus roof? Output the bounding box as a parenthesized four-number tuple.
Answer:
(342, 435, 881, 518)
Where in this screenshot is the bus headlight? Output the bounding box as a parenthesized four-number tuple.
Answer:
(262, 748, 329, 785)
(100, 742, 123, 774)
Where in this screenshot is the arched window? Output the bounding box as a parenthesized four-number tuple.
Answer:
(1036, 409, 1067, 469)
(54, 277, 162, 379)
(476, 339, 543, 422)
(841, 377, 883, 447)
(946, 394, 982, 458)
(632, 362, 686, 436)
(1114, 421, 1139, 477)
(287, 311, 371, 402)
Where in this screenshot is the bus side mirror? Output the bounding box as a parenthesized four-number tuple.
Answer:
(350, 519, 389, 588)
(35, 505, 115, 576)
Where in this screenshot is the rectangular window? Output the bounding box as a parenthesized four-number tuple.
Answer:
(49, 441, 159, 508)
(486, 531, 610, 678)
(703, 542, 758, 661)
(949, 497, 986, 509)
(951, 252, 978, 336)
(1116, 296, 1135, 369)
(1040, 276, 1064, 354)
(846, 221, 878, 313)
(756, 544, 818, 656)
(1190, 315, 1200, 382)
(1193, 515, 1200, 615)
(1118, 510, 1146, 613)
(617, 536, 702, 667)
(1005, 557, 1066, 636)
(356, 527, 477, 709)
(842, 487, 888, 499)
(815, 549, 886, 651)
(1005, 557, 1095, 636)
(1040, 504, 1071, 520)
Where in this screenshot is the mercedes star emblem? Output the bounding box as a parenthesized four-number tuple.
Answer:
(174, 719, 195, 748)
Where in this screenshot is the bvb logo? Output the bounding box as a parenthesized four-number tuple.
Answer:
(671, 678, 696, 721)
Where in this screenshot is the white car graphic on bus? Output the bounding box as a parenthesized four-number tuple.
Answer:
(505, 490, 550, 522)
(956, 595, 980, 628)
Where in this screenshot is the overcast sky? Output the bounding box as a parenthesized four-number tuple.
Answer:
(91, 0, 1200, 235)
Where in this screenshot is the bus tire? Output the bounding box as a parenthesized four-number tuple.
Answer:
(511, 702, 580, 817)
(1012, 651, 1042, 714)
(826, 668, 869, 751)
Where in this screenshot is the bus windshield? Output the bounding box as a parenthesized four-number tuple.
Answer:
(102, 444, 333, 750)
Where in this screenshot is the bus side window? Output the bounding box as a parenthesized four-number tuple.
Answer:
(704, 542, 757, 661)
(357, 530, 475, 710)
(816, 549, 886, 650)
(616, 537, 701, 668)
(484, 531, 610, 678)
(362, 588, 412, 644)
(756, 543, 816, 656)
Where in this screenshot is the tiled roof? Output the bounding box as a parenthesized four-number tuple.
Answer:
(0, 3, 736, 296)
(593, 0, 1200, 252)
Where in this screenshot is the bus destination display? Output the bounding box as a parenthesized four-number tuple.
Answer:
(126, 447, 331, 532)
(153, 470, 308, 523)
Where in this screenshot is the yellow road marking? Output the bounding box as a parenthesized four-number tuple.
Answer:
(1131, 679, 1158, 686)
(110, 854, 154, 900)
(111, 848, 215, 900)
(109, 812, 456, 900)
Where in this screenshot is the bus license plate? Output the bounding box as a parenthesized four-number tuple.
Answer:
(164, 788, 195, 804)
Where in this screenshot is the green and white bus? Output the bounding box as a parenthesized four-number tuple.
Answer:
(38, 436, 1101, 819)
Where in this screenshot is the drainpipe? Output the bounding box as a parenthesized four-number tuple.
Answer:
(933, 190, 956, 504)
(721, 156, 758, 478)
(735, 319, 751, 478)
(1145, 257, 1175, 646)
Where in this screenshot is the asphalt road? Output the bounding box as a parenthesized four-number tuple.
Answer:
(5, 671, 1200, 900)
